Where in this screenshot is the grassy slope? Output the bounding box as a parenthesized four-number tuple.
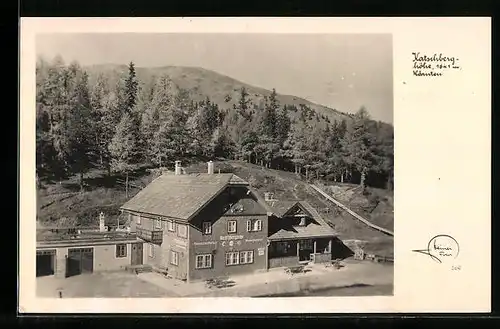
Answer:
(37, 160, 393, 256)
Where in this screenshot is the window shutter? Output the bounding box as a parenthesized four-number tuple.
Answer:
(257, 220, 262, 231)
(247, 220, 251, 232)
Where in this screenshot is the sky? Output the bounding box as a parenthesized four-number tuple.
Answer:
(37, 33, 393, 123)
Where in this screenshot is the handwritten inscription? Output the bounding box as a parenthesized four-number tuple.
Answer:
(412, 235, 460, 264)
(412, 52, 462, 77)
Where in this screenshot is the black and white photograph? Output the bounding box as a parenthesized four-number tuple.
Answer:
(20, 17, 491, 314)
(34, 32, 394, 298)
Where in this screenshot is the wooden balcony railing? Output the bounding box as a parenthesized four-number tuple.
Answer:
(37, 230, 138, 243)
(136, 227, 163, 245)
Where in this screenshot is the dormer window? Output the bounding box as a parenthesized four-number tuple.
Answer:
(231, 204, 244, 213)
(298, 217, 307, 226)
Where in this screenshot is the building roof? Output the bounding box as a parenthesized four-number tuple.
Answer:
(268, 200, 337, 241)
(266, 200, 301, 218)
(120, 173, 249, 220)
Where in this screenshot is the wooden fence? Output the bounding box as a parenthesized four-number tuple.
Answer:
(309, 184, 394, 236)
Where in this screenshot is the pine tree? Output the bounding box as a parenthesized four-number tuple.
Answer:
(283, 125, 307, 175)
(210, 126, 235, 158)
(67, 65, 94, 192)
(109, 112, 138, 198)
(89, 73, 108, 168)
(200, 98, 217, 133)
(99, 92, 122, 175)
(237, 87, 250, 119)
(44, 56, 73, 179)
(372, 123, 394, 190)
(341, 106, 377, 189)
(260, 89, 279, 139)
(122, 61, 141, 162)
(145, 74, 187, 165)
(240, 130, 259, 163)
(124, 61, 139, 114)
(275, 105, 291, 145)
(36, 57, 59, 181)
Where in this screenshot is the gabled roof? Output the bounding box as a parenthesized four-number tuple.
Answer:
(267, 200, 337, 240)
(120, 173, 249, 220)
(266, 200, 301, 218)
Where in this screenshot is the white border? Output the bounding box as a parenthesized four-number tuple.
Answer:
(20, 17, 491, 313)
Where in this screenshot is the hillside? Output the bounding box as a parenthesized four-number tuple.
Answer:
(37, 160, 393, 257)
(85, 64, 355, 126)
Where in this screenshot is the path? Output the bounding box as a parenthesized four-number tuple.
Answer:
(138, 260, 393, 297)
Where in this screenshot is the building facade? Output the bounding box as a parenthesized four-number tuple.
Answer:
(265, 198, 342, 268)
(36, 231, 143, 278)
(122, 161, 270, 282)
(120, 161, 342, 283)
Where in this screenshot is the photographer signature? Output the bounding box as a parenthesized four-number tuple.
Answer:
(412, 235, 460, 263)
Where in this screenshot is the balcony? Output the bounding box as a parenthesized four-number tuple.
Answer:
(136, 227, 163, 245)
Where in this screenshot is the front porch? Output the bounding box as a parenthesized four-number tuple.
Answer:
(268, 238, 333, 269)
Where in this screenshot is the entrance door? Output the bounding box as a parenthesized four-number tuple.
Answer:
(298, 239, 313, 262)
(81, 248, 94, 273)
(67, 248, 94, 277)
(131, 243, 143, 266)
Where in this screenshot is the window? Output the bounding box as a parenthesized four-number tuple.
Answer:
(225, 251, 239, 266)
(227, 220, 237, 233)
(299, 239, 313, 250)
(154, 219, 162, 229)
(195, 254, 212, 269)
(136, 214, 141, 225)
(177, 224, 187, 238)
(246, 219, 262, 232)
(170, 250, 179, 266)
(115, 244, 127, 258)
(239, 250, 254, 264)
(148, 243, 155, 258)
(167, 220, 176, 232)
(277, 242, 290, 253)
(202, 221, 212, 235)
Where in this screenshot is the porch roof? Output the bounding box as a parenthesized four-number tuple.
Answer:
(268, 200, 337, 240)
(268, 224, 336, 240)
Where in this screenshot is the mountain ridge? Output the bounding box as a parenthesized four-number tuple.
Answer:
(83, 64, 393, 126)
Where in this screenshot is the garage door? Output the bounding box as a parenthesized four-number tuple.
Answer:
(67, 248, 94, 277)
(36, 250, 56, 277)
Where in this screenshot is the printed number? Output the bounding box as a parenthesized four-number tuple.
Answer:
(451, 265, 461, 271)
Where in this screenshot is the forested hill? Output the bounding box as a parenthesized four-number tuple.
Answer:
(36, 57, 394, 193)
(84, 64, 353, 125)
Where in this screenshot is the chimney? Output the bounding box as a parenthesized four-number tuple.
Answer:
(207, 161, 214, 175)
(99, 212, 105, 232)
(175, 161, 182, 175)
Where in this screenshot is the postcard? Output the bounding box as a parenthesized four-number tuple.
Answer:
(19, 17, 491, 313)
